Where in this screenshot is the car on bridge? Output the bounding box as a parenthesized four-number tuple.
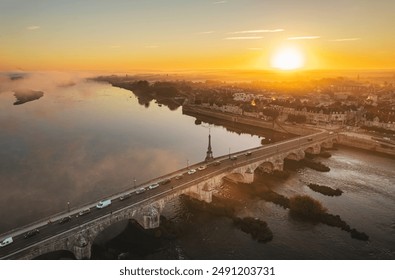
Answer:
(175, 174, 183, 180)
(0, 237, 13, 247)
(78, 208, 91, 216)
(148, 183, 160, 190)
(59, 216, 72, 224)
(245, 152, 252, 156)
(159, 179, 171, 185)
(187, 169, 196, 175)
(119, 193, 133, 201)
(135, 187, 146, 194)
(197, 165, 206, 171)
(96, 199, 112, 209)
(230, 155, 238, 160)
(24, 229, 40, 239)
(212, 161, 221, 166)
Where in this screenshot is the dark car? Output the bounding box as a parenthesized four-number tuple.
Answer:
(59, 216, 72, 224)
(159, 179, 171, 185)
(230, 155, 238, 160)
(119, 193, 132, 201)
(24, 229, 40, 239)
(78, 208, 91, 216)
(212, 161, 221, 166)
(245, 152, 252, 156)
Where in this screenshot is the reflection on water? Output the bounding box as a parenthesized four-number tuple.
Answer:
(0, 78, 265, 233)
(167, 147, 395, 260)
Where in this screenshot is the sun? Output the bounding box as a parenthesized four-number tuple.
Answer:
(270, 47, 305, 70)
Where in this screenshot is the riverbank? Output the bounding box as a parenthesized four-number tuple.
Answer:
(183, 105, 318, 136)
(183, 105, 395, 157)
(338, 132, 395, 157)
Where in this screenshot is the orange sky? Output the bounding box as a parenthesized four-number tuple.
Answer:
(1, 0, 394, 72)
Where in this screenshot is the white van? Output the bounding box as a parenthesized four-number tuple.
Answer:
(96, 199, 112, 209)
(0, 237, 13, 247)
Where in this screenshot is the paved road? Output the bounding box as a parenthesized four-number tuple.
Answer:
(0, 131, 331, 259)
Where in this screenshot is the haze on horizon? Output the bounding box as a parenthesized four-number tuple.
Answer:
(1, 0, 394, 72)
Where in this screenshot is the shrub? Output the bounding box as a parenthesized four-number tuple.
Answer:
(289, 195, 327, 220)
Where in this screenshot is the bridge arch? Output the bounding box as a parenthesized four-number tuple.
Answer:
(304, 147, 314, 154)
(286, 152, 300, 161)
(258, 161, 274, 173)
(223, 172, 246, 183)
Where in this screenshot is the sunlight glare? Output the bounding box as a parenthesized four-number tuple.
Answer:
(271, 47, 304, 70)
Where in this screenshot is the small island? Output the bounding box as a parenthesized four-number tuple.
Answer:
(14, 90, 44, 105)
(308, 183, 343, 197)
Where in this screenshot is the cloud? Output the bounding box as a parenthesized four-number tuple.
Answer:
(27, 25, 40, 30)
(287, 36, 320, 40)
(248, 48, 263, 51)
(198, 31, 215, 34)
(109, 45, 121, 48)
(231, 29, 284, 34)
(146, 45, 159, 48)
(225, 36, 263, 40)
(213, 0, 227, 4)
(330, 38, 361, 42)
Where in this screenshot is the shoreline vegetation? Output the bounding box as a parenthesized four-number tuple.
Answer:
(284, 158, 331, 172)
(307, 183, 343, 197)
(181, 195, 274, 243)
(251, 176, 368, 241)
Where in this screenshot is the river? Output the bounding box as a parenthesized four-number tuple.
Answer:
(1, 76, 394, 259)
(0, 77, 267, 234)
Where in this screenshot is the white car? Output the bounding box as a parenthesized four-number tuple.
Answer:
(188, 169, 196, 175)
(135, 187, 146, 194)
(0, 237, 13, 247)
(197, 165, 206, 171)
(148, 183, 159, 190)
(96, 199, 112, 209)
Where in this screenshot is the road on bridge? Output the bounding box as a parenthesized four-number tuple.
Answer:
(0, 131, 331, 259)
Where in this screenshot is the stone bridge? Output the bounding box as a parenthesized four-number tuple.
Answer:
(0, 131, 337, 260)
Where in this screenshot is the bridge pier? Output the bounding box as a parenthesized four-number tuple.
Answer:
(141, 206, 161, 229)
(242, 167, 254, 183)
(73, 242, 91, 260)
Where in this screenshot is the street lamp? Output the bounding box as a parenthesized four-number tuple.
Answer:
(228, 147, 231, 159)
(67, 201, 70, 213)
(133, 177, 136, 188)
(187, 159, 189, 170)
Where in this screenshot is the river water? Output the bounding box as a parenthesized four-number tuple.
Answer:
(0, 77, 265, 234)
(1, 76, 394, 259)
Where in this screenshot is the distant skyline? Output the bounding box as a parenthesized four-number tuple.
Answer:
(1, 0, 394, 72)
